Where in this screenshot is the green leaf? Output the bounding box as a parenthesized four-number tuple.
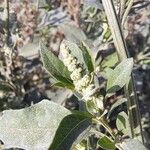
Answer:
(40, 42, 73, 87)
(51, 81, 74, 90)
(116, 112, 131, 137)
(107, 98, 127, 118)
(80, 42, 94, 73)
(104, 28, 111, 40)
(63, 40, 93, 73)
(98, 135, 115, 150)
(86, 100, 99, 115)
(63, 40, 85, 67)
(49, 112, 92, 150)
(116, 139, 147, 150)
(106, 58, 133, 93)
(0, 100, 71, 149)
(45, 89, 72, 105)
(101, 52, 118, 69)
(101, 67, 114, 79)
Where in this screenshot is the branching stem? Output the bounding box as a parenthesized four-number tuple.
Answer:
(93, 118, 116, 140)
(101, 0, 144, 143)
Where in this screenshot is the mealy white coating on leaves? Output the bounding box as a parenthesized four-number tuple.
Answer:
(116, 139, 147, 150)
(107, 58, 134, 92)
(0, 100, 71, 150)
(60, 42, 104, 110)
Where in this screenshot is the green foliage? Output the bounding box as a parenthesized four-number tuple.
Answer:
(86, 99, 99, 115)
(107, 58, 133, 93)
(0, 100, 71, 149)
(0, 0, 148, 149)
(116, 112, 131, 137)
(51, 80, 74, 90)
(98, 135, 115, 150)
(107, 98, 127, 118)
(63, 40, 94, 73)
(40, 42, 74, 88)
(101, 52, 118, 69)
(49, 112, 92, 150)
(101, 67, 114, 79)
(80, 42, 94, 72)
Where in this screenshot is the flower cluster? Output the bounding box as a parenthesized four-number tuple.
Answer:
(60, 42, 104, 110)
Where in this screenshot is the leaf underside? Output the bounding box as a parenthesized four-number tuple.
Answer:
(64, 40, 94, 73)
(107, 58, 133, 93)
(0, 100, 71, 149)
(117, 139, 147, 150)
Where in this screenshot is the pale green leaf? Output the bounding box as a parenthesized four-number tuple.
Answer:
(101, 67, 114, 79)
(45, 89, 72, 105)
(64, 40, 93, 73)
(0, 100, 71, 149)
(101, 52, 118, 69)
(107, 58, 133, 93)
(116, 139, 147, 150)
(63, 40, 85, 67)
(116, 112, 131, 137)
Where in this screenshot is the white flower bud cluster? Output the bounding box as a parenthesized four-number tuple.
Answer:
(60, 43, 82, 82)
(60, 42, 104, 110)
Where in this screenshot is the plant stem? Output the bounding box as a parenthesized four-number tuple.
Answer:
(5, 0, 10, 46)
(122, 0, 134, 26)
(101, 0, 144, 143)
(93, 117, 116, 140)
(119, 0, 126, 20)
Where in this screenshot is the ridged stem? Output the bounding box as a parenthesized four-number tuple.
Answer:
(101, 0, 144, 143)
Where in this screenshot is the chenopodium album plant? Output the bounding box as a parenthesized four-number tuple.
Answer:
(40, 40, 146, 150)
(0, 41, 147, 150)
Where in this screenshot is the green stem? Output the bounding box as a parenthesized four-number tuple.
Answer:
(101, 0, 144, 143)
(93, 117, 116, 140)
